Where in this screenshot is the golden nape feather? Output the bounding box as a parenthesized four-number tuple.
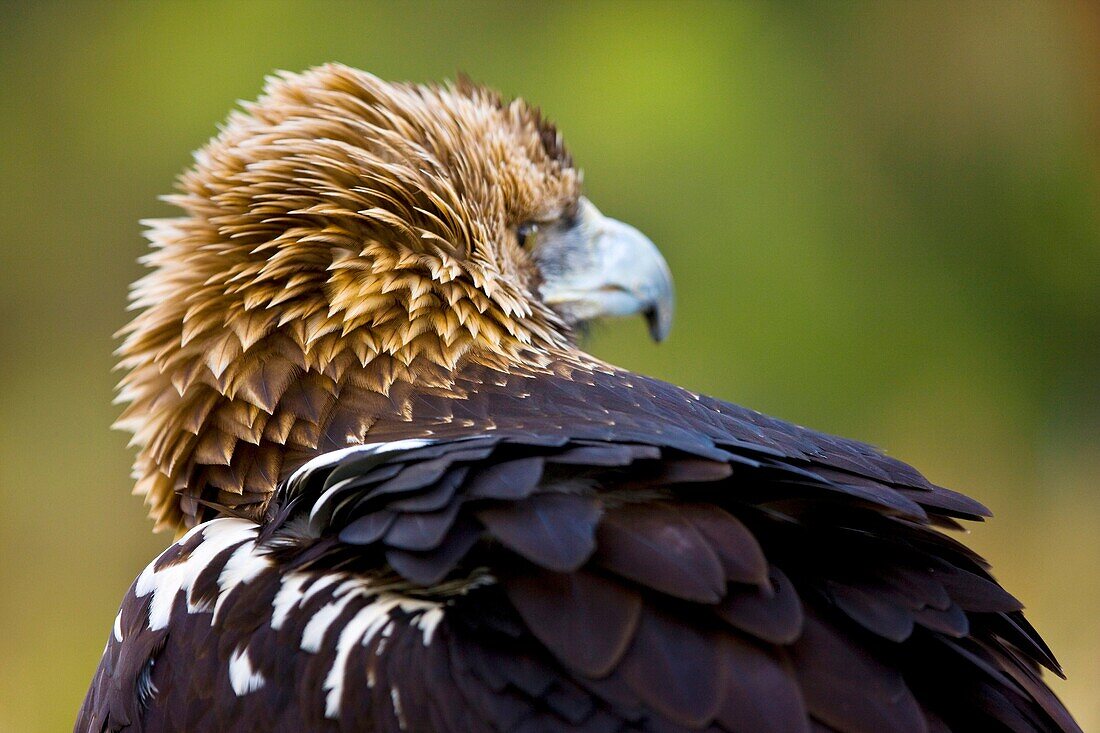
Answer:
(114, 65, 585, 533)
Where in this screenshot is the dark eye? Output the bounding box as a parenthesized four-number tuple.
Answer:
(516, 222, 539, 249)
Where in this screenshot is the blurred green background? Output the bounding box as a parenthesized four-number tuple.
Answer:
(1, 1, 1097, 730)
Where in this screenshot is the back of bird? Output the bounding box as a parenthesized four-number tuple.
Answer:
(78, 65, 1081, 733)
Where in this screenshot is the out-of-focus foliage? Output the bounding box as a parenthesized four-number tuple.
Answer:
(0, 2, 1096, 729)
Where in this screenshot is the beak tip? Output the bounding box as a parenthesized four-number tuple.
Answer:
(645, 306, 672, 343)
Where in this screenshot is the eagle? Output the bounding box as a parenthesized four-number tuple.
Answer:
(78, 64, 1080, 733)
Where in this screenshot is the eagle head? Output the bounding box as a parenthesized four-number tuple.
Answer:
(115, 64, 673, 533)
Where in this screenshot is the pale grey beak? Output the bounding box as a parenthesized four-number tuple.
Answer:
(536, 198, 674, 341)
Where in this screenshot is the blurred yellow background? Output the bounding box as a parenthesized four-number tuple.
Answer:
(1, 2, 1097, 730)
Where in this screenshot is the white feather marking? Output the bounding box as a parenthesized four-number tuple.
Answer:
(212, 539, 271, 623)
(134, 522, 206, 597)
(228, 646, 266, 696)
(271, 573, 310, 630)
(113, 611, 123, 642)
(300, 572, 343, 604)
(288, 438, 435, 487)
(273, 571, 347, 638)
(308, 477, 361, 524)
(300, 590, 358, 653)
(414, 606, 445, 645)
(323, 603, 389, 717)
(391, 686, 407, 730)
(322, 593, 446, 718)
(375, 620, 395, 658)
(134, 518, 260, 631)
(137, 658, 157, 706)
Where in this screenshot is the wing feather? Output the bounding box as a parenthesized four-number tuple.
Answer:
(81, 365, 1080, 732)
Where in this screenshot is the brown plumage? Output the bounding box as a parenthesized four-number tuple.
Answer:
(82, 64, 1081, 733)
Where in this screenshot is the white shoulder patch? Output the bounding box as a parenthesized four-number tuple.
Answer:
(212, 536, 273, 623)
(134, 517, 262, 631)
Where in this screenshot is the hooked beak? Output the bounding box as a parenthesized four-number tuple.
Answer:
(536, 197, 674, 341)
